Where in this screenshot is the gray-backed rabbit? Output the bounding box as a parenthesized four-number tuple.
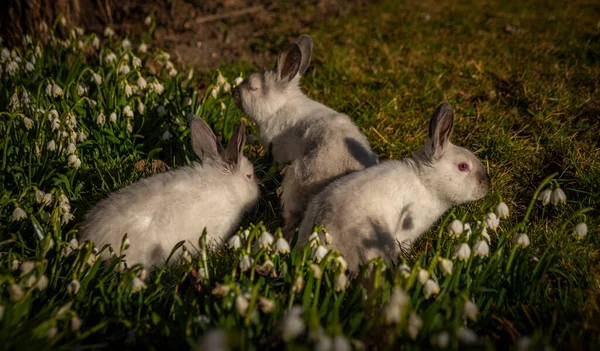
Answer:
(233, 34, 378, 234)
(81, 119, 260, 268)
(298, 102, 490, 272)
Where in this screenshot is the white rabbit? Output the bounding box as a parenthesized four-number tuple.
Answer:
(81, 119, 260, 268)
(233, 34, 378, 234)
(298, 102, 491, 272)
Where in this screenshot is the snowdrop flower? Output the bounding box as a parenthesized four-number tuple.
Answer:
(23, 117, 33, 131)
(486, 212, 499, 230)
(151, 82, 164, 94)
(123, 84, 133, 97)
(257, 231, 274, 249)
(282, 306, 305, 341)
(71, 315, 82, 331)
(6, 61, 18, 74)
(20, 261, 35, 276)
(144, 16, 152, 26)
(25, 61, 34, 72)
(430, 331, 450, 349)
(138, 102, 145, 114)
(418, 269, 430, 285)
(1, 47, 10, 59)
(109, 112, 117, 123)
(52, 84, 63, 97)
(35, 275, 49, 290)
(311, 264, 322, 279)
(179, 248, 192, 263)
(222, 82, 231, 94)
(9, 284, 24, 301)
(91, 72, 102, 85)
(132, 56, 142, 69)
(77, 84, 86, 96)
(68, 279, 81, 294)
(538, 189, 552, 205)
(131, 277, 146, 293)
(463, 299, 480, 322)
(47, 327, 58, 340)
(448, 219, 464, 237)
(398, 263, 411, 278)
(473, 240, 490, 258)
(96, 112, 106, 125)
(514, 233, 530, 248)
(12, 207, 27, 221)
(573, 223, 588, 239)
(496, 202, 509, 219)
(168, 67, 177, 77)
(47, 140, 57, 151)
(210, 88, 218, 99)
(273, 237, 291, 254)
(334, 273, 349, 292)
(35, 189, 46, 204)
(234, 77, 244, 86)
(118, 64, 130, 74)
(138, 43, 148, 53)
(482, 226, 491, 243)
(239, 255, 253, 271)
(156, 105, 166, 116)
(66, 143, 76, 155)
(333, 335, 352, 351)
(92, 36, 100, 49)
(227, 235, 242, 250)
(258, 297, 275, 313)
(123, 105, 134, 118)
(160, 130, 172, 141)
(292, 275, 304, 292)
(423, 279, 440, 299)
(456, 327, 478, 344)
(59, 194, 71, 213)
(407, 313, 423, 340)
(104, 52, 117, 64)
(335, 256, 348, 271)
(11, 260, 20, 271)
(313, 245, 329, 263)
(211, 283, 231, 297)
(256, 260, 274, 276)
(127, 120, 133, 133)
(551, 188, 566, 204)
(137, 76, 147, 89)
(68, 154, 81, 168)
(104, 26, 115, 37)
(439, 258, 453, 276)
(184, 97, 193, 106)
(121, 39, 132, 50)
(45, 83, 53, 96)
(453, 243, 471, 261)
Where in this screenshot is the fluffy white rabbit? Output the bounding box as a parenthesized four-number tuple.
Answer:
(81, 118, 260, 268)
(298, 102, 490, 271)
(233, 34, 378, 234)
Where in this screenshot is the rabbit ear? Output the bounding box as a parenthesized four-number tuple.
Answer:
(190, 118, 224, 160)
(224, 121, 246, 167)
(294, 34, 313, 76)
(428, 102, 454, 157)
(276, 43, 302, 82)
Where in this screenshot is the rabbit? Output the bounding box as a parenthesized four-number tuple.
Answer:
(233, 34, 378, 235)
(80, 118, 260, 268)
(298, 102, 491, 272)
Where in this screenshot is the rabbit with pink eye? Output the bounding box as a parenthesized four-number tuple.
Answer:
(81, 118, 260, 268)
(233, 34, 378, 235)
(298, 102, 490, 272)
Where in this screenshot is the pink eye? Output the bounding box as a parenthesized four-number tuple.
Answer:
(458, 162, 470, 172)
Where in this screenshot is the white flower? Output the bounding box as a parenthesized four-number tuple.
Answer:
(496, 202, 509, 219)
(334, 273, 349, 292)
(76, 84, 86, 96)
(482, 227, 491, 243)
(68, 279, 81, 294)
(9, 284, 23, 301)
(417, 269, 430, 285)
(25, 61, 34, 72)
(23, 117, 33, 131)
(448, 219, 464, 236)
(35, 189, 46, 204)
(423, 279, 440, 299)
(43, 193, 52, 206)
(453, 243, 471, 261)
(1, 48, 10, 59)
(137, 76, 147, 89)
(92, 72, 102, 85)
(109, 112, 117, 123)
(332, 335, 352, 351)
(473, 240, 490, 258)
(66, 143, 76, 155)
(144, 16, 152, 26)
(123, 105, 134, 118)
(138, 43, 148, 53)
(311, 264, 322, 279)
(462, 299, 479, 321)
(180, 248, 192, 263)
(12, 207, 27, 221)
(45, 83, 53, 96)
(335, 256, 348, 271)
(210, 88, 218, 99)
(151, 82, 164, 94)
(168, 67, 177, 77)
(273, 237, 291, 254)
(52, 84, 63, 97)
(235, 294, 249, 316)
(138, 102, 145, 114)
(457, 327, 478, 344)
(551, 188, 567, 204)
(292, 275, 304, 292)
(132, 56, 142, 69)
(127, 120, 133, 133)
(104, 52, 117, 65)
(282, 306, 305, 341)
(227, 235, 242, 250)
(47, 140, 57, 151)
(184, 97, 192, 106)
(104, 26, 115, 37)
(160, 130, 172, 141)
(211, 283, 231, 297)
(118, 64, 130, 74)
(257, 231, 274, 249)
(124, 84, 133, 97)
(538, 189, 552, 205)
(313, 245, 329, 263)
(20, 261, 35, 276)
(121, 39, 132, 50)
(514, 233, 530, 248)
(407, 313, 423, 340)
(222, 82, 231, 93)
(258, 297, 275, 314)
(47, 327, 58, 339)
(439, 258, 453, 276)
(35, 275, 49, 290)
(156, 105, 166, 116)
(398, 263, 411, 278)
(241, 229, 250, 240)
(485, 212, 499, 230)
(68, 154, 81, 168)
(71, 315, 82, 331)
(430, 331, 450, 349)
(239, 255, 253, 271)
(92, 36, 100, 49)
(234, 77, 244, 86)
(131, 277, 146, 293)
(96, 113, 106, 125)
(6, 61, 18, 74)
(573, 223, 588, 239)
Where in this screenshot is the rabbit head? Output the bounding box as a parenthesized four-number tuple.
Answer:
(190, 118, 255, 184)
(233, 35, 313, 124)
(414, 102, 490, 205)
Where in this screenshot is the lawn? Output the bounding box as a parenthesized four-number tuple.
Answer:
(0, 0, 599, 350)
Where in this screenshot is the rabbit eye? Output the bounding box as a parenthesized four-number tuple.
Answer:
(458, 162, 470, 172)
(249, 85, 258, 91)
(246, 173, 253, 180)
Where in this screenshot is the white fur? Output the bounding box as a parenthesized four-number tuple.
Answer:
(298, 103, 490, 271)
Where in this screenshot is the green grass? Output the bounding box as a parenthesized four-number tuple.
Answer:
(1, 1, 599, 350)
